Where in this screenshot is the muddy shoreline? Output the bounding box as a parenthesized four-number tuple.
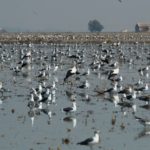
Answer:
(0, 32, 150, 44)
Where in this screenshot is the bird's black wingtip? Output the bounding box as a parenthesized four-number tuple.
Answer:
(76, 71, 80, 75)
(76, 142, 83, 145)
(64, 77, 67, 82)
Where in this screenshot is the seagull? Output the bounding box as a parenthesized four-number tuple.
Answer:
(109, 61, 119, 67)
(65, 90, 76, 101)
(118, 85, 133, 95)
(64, 64, 79, 82)
(12, 65, 21, 74)
(125, 90, 137, 100)
(78, 80, 90, 89)
(35, 83, 43, 94)
(94, 82, 118, 96)
(108, 66, 119, 79)
(134, 83, 149, 93)
(36, 70, 47, 79)
(118, 100, 137, 114)
(109, 75, 123, 82)
(0, 81, 5, 93)
(77, 130, 100, 146)
(111, 93, 120, 107)
(22, 51, 31, 59)
(27, 94, 35, 109)
(135, 116, 150, 126)
(62, 100, 77, 113)
(82, 68, 90, 76)
(138, 95, 150, 103)
(41, 107, 52, 119)
(138, 66, 149, 76)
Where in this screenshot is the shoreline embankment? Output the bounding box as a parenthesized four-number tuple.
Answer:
(0, 32, 150, 44)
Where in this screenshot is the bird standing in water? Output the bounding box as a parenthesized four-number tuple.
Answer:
(62, 100, 77, 114)
(77, 130, 100, 146)
(64, 62, 79, 82)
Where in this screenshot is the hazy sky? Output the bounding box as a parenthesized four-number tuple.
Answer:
(0, 0, 150, 32)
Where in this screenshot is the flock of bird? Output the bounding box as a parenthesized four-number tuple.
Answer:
(0, 41, 150, 148)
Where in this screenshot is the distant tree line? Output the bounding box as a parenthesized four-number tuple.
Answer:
(88, 19, 104, 32)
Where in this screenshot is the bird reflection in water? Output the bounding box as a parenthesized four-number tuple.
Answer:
(63, 116, 77, 128)
(135, 126, 150, 140)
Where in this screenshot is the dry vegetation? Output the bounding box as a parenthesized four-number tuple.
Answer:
(0, 32, 150, 44)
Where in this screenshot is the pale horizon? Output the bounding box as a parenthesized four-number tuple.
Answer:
(0, 0, 150, 32)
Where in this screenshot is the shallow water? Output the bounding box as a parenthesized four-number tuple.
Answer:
(0, 42, 150, 150)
